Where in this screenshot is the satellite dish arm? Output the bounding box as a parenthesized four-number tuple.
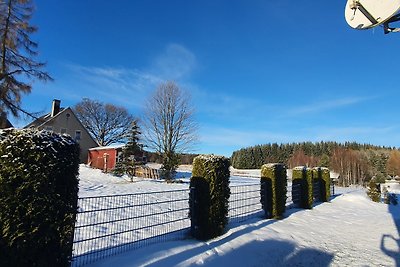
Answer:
(384, 14, 400, 34)
(350, 0, 379, 25)
(384, 24, 400, 34)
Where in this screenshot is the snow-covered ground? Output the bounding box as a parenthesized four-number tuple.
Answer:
(78, 164, 260, 197)
(77, 165, 400, 267)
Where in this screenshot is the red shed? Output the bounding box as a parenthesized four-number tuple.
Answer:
(87, 144, 124, 172)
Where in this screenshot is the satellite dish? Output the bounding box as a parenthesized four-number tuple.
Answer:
(345, 0, 400, 33)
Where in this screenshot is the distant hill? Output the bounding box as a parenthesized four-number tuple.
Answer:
(231, 141, 400, 186)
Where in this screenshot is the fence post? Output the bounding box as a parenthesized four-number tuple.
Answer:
(190, 155, 230, 240)
(292, 166, 313, 209)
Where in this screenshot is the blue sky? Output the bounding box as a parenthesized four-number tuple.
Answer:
(11, 0, 400, 156)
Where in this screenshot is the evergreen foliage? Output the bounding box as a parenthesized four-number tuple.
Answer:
(367, 180, 381, 203)
(190, 155, 230, 240)
(260, 163, 287, 219)
(189, 176, 210, 240)
(292, 166, 313, 209)
(231, 141, 396, 186)
(113, 121, 144, 180)
(0, 128, 79, 267)
(313, 167, 331, 202)
(160, 152, 180, 181)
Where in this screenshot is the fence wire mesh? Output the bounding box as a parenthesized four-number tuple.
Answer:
(72, 189, 191, 267)
(71, 179, 336, 266)
(228, 184, 263, 223)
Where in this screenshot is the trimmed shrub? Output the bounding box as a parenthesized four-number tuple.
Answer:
(0, 128, 80, 267)
(313, 167, 331, 202)
(292, 166, 313, 209)
(190, 155, 230, 240)
(367, 180, 381, 203)
(260, 163, 287, 219)
(189, 176, 210, 240)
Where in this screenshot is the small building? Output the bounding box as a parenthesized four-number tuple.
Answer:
(88, 144, 147, 172)
(25, 99, 98, 162)
(88, 144, 125, 172)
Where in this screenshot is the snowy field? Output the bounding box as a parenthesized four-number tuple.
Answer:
(76, 165, 400, 267)
(78, 164, 260, 197)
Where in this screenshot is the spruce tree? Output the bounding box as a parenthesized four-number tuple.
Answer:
(114, 121, 143, 180)
(367, 180, 381, 203)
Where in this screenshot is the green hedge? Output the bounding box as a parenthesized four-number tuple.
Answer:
(313, 167, 331, 202)
(190, 155, 230, 240)
(260, 163, 287, 219)
(292, 166, 313, 209)
(0, 128, 80, 267)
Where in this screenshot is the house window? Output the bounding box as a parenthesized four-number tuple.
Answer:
(45, 126, 53, 131)
(117, 151, 123, 163)
(75, 130, 81, 142)
(61, 128, 67, 134)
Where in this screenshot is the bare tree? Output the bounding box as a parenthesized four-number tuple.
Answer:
(74, 98, 135, 146)
(142, 81, 197, 180)
(386, 150, 400, 177)
(0, 0, 52, 120)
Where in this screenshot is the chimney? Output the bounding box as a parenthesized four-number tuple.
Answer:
(51, 99, 61, 117)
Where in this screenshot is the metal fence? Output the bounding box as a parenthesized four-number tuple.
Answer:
(229, 184, 263, 223)
(71, 180, 336, 266)
(71, 189, 191, 267)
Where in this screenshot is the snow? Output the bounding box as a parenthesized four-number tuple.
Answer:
(89, 144, 125, 150)
(78, 165, 259, 197)
(77, 165, 400, 267)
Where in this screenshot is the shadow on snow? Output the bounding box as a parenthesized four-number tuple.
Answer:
(381, 194, 400, 266)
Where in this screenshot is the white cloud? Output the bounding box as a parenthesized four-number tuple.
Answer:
(285, 96, 374, 116)
(62, 43, 197, 107)
(151, 43, 196, 81)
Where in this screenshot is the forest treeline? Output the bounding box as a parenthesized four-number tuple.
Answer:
(145, 151, 198, 165)
(231, 141, 400, 186)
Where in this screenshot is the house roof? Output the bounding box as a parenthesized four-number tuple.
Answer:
(89, 144, 126, 151)
(24, 105, 99, 146)
(24, 108, 66, 129)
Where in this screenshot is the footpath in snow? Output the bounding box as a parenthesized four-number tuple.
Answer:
(78, 165, 400, 267)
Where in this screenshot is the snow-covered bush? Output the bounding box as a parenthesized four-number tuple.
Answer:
(292, 166, 313, 209)
(0, 128, 80, 267)
(190, 155, 230, 240)
(260, 163, 287, 219)
(313, 167, 331, 202)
